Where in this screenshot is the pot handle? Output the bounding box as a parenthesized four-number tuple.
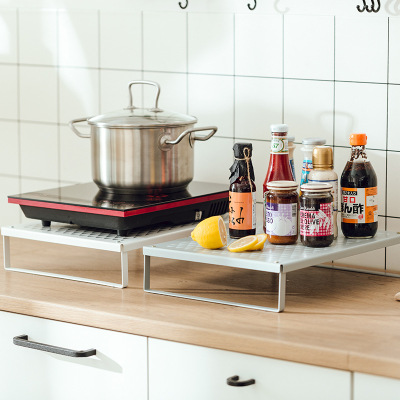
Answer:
(160, 126, 218, 149)
(126, 80, 162, 112)
(69, 117, 91, 138)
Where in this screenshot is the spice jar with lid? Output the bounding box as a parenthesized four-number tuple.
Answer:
(300, 183, 334, 248)
(265, 181, 298, 245)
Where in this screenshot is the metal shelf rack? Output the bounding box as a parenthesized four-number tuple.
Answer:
(143, 231, 400, 312)
(1, 222, 198, 288)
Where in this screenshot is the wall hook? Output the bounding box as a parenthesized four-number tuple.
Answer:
(179, 0, 188, 9)
(248, 0, 257, 10)
(366, 0, 381, 12)
(356, 0, 367, 12)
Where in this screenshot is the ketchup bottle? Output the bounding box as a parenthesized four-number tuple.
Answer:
(263, 124, 295, 232)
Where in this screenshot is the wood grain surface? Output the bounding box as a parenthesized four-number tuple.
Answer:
(1, 237, 400, 379)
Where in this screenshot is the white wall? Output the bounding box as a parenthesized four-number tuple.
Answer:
(1, 0, 400, 271)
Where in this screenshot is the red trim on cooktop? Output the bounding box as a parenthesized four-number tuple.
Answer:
(8, 192, 228, 218)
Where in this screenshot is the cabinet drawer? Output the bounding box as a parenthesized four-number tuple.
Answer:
(0, 311, 147, 400)
(149, 338, 351, 400)
(354, 373, 400, 400)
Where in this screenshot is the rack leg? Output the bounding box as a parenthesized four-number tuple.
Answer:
(3, 235, 10, 269)
(277, 272, 286, 312)
(120, 251, 129, 288)
(144, 255, 151, 290)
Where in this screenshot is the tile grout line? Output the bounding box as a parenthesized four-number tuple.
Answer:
(233, 12, 236, 142)
(98, 9, 101, 113)
(56, 9, 61, 188)
(333, 15, 336, 149)
(385, 17, 390, 269)
(282, 13, 285, 123)
(186, 11, 189, 114)
(16, 8, 22, 198)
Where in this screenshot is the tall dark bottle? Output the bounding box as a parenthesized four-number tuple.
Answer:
(229, 143, 256, 239)
(341, 133, 378, 238)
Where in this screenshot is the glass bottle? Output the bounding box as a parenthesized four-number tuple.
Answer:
(229, 143, 256, 239)
(299, 137, 327, 187)
(308, 146, 338, 239)
(265, 181, 298, 245)
(341, 133, 378, 238)
(300, 183, 334, 248)
(263, 124, 295, 232)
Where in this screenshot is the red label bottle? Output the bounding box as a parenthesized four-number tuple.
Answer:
(263, 124, 295, 232)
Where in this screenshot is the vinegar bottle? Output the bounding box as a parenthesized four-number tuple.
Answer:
(263, 124, 295, 233)
(341, 133, 378, 238)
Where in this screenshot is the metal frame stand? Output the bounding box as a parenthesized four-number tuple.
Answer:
(144, 254, 286, 312)
(143, 231, 400, 312)
(1, 222, 198, 288)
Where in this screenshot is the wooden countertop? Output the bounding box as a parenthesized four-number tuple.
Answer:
(1, 237, 400, 379)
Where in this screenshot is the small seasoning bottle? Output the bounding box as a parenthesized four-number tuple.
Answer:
(308, 146, 338, 239)
(300, 137, 327, 187)
(229, 143, 256, 239)
(300, 183, 334, 247)
(341, 133, 378, 238)
(265, 181, 298, 245)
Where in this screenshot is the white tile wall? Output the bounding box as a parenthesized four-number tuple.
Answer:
(19, 66, 58, 123)
(235, 13, 283, 77)
(0, 64, 18, 120)
(235, 76, 282, 141)
(0, 9, 17, 64)
(335, 82, 387, 150)
(143, 12, 187, 73)
(19, 9, 58, 66)
(188, 13, 234, 75)
(284, 15, 334, 80)
(188, 74, 234, 138)
(284, 79, 334, 145)
(335, 16, 388, 83)
(1, 4, 400, 272)
(99, 11, 142, 70)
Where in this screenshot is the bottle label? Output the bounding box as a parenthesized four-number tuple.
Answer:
(300, 158, 313, 186)
(308, 179, 338, 212)
(271, 138, 288, 154)
(341, 187, 378, 224)
(229, 192, 256, 230)
(265, 202, 297, 236)
(300, 202, 333, 237)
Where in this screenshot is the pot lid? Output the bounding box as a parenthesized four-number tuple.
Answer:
(88, 108, 198, 129)
(87, 80, 197, 129)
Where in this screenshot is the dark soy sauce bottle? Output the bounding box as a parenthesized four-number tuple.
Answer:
(229, 143, 256, 239)
(341, 133, 378, 238)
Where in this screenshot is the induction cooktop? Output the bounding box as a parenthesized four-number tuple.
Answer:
(9, 181, 229, 236)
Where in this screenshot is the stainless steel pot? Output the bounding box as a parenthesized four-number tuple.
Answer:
(69, 81, 217, 194)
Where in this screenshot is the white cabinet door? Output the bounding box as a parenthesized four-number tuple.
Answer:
(354, 373, 400, 400)
(0, 311, 147, 400)
(149, 338, 351, 400)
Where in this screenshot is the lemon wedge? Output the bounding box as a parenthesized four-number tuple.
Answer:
(227, 235, 258, 253)
(251, 234, 268, 251)
(191, 216, 227, 249)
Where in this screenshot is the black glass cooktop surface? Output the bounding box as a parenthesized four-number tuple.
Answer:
(9, 182, 229, 236)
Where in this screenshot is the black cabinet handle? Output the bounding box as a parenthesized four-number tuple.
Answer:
(227, 375, 256, 387)
(13, 335, 96, 358)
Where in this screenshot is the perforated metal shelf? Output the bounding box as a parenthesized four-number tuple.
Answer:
(1, 222, 199, 288)
(143, 231, 400, 312)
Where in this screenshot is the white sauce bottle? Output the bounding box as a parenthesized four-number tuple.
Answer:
(308, 146, 338, 239)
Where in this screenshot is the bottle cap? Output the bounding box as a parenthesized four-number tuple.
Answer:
(270, 124, 288, 133)
(350, 133, 367, 146)
(300, 182, 333, 192)
(267, 180, 298, 191)
(287, 136, 295, 142)
(233, 142, 253, 159)
(312, 146, 333, 168)
(301, 137, 326, 145)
